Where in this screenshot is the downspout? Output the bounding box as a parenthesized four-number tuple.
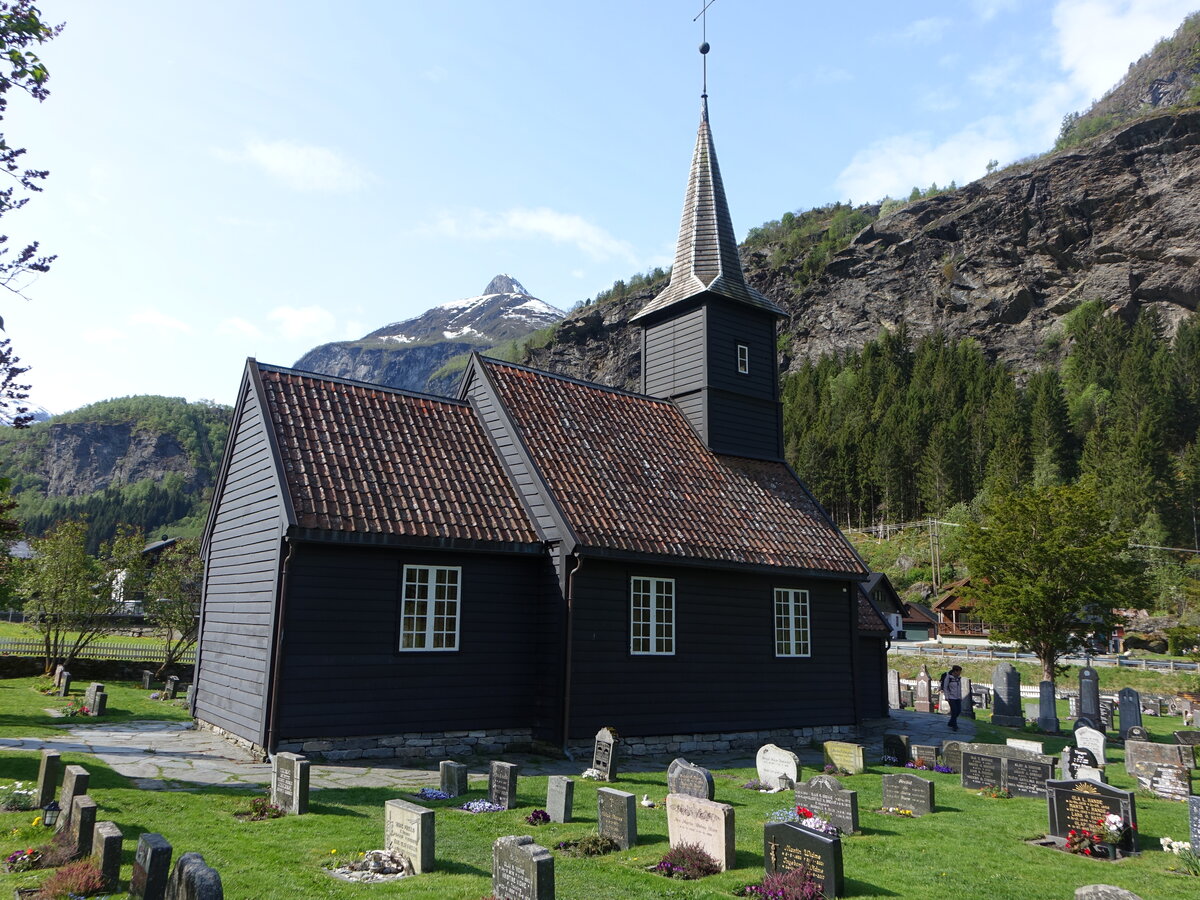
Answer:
(561, 549, 584, 758)
(264, 538, 296, 759)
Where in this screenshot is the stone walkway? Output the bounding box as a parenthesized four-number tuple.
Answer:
(0, 708, 972, 792)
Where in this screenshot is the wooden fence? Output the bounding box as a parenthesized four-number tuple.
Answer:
(0, 638, 196, 665)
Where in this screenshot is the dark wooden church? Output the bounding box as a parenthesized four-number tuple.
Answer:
(194, 97, 889, 761)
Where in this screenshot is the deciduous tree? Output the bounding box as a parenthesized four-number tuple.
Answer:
(146, 538, 202, 676)
(20, 519, 104, 672)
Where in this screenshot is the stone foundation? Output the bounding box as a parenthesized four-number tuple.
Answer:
(275, 728, 536, 762)
(195, 719, 268, 761)
(568, 725, 858, 758)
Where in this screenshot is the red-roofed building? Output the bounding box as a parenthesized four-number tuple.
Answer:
(195, 96, 881, 761)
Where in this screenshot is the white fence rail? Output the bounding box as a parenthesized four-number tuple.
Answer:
(0, 638, 195, 665)
(888, 644, 1197, 672)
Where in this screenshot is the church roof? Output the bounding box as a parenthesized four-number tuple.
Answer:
(256, 364, 539, 545)
(631, 98, 786, 323)
(479, 358, 865, 574)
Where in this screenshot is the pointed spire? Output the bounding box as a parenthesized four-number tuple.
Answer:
(632, 98, 785, 323)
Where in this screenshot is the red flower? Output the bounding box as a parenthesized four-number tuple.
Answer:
(796, 806, 813, 819)
(1084, 850, 1091, 856)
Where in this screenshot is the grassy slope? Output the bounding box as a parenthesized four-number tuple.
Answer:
(1, 678, 1198, 898)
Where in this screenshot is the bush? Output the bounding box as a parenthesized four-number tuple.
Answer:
(35, 859, 106, 899)
(654, 843, 722, 880)
(742, 866, 826, 899)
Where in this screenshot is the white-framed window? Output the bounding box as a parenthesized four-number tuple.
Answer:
(737, 343, 749, 374)
(630, 576, 674, 655)
(774, 588, 810, 657)
(400, 565, 461, 651)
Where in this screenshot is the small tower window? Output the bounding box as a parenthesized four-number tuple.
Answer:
(737, 343, 749, 374)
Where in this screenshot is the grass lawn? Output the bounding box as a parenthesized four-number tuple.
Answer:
(0, 678, 1197, 898)
(0, 621, 166, 646)
(0, 676, 193, 739)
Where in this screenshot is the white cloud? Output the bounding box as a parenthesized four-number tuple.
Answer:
(214, 139, 368, 192)
(971, 0, 1022, 21)
(218, 317, 262, 338)
(268, 305, 338, 340)
(83, 326, 126, 345)
(131, 309, 192, 333)
(421, 207, 640, 264)
(898, 17, 952, 43)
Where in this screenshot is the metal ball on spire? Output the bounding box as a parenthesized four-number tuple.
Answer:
(699, 41, 709, 54)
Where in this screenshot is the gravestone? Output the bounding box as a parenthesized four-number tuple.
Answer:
(492, 835, 553, 900)
(900, 688, 915, 707)
(764, 822, 844, 899)
(961, 747, 1003, 791)
(1075, 726, 1108, 765)
(1118, 688, 1142, 740)
(1078, 667, 1101, 725)
(591, 727, 618, 781)
(1074, 887, 1144, 900)
(597, 788, 637, 850)
(665, 793, 735, 870)
(960, 744, 1055, 798)
(53, 663, 64, 688)
(991, 662, 1023, 727)
(93, 821, 122, 891)
(823, 741, 866, 774)
(941, 740, 963, 773)
(546, 776, 573, 823)
(489, 761, 518, 810)
(1189, 795, 1199, 852)
(794, 775, 859, 834)
(185, 684, 195, 706)
(915, 665, 934, 713)
(1038, 681, 1059, 733)
(1124, 726, 1150, 743)
(85, 682, 104, 709)
(1124, 740, 1189, 778)
(1047, 780, 1138, 852)
(1099, 700, 1115, 732)
(90, 692, 108, 717)
(166, 852, 223, 900)
(909, 744, 939, 767)
(36, 748, 60, 808)
(667, 758, 715, 800)
(756, 743, 800, 788)
(1061, 747, 1099, 780)
(961, 676, 976, 719)
(1024, 701, 1039, 722)
(1006, 755, 1057, 799)
(1174, 730, 1200, 746)
(130, 833, 173, 900)
(58, 671, 72, 698)
(887, 670, 902, 709)
(881, 773, 934, 816)
(270, 752, 309, 815)
(164, 676, 180, 699)
(1007, 738, 1045, 755)
(70, 795, 97, 857)
(1068, 695, 1079, 717)
(57, 765, 90, 832)
(882, 733, 910, 764)
(439, 760, 468, 798)
(142, 670, 155, 690)
(384, 797, 435, 873)
(973, 685, 991, 709)
(1140, 764, 1193, 802)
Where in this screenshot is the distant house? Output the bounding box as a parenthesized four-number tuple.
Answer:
(194, 97, 876, 761)
(900, 601, 938, 642)
(932, 577, 990, 639)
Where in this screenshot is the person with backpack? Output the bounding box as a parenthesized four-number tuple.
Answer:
(940, 665, 964, 730)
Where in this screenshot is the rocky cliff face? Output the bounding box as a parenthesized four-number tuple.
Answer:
(38, 422, 196, 497)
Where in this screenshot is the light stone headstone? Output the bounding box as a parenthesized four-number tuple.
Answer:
(881, 772, 935, 816)
(1074, 886, 1143, 900)
(991, 662, 1023, 727)
(887, 669, 903, 709)
(1038, 681, 1059, 732)
(909, 744, 939, 767)
(489, 761, 518, 810)
(667, 758, 714, 800)
(1174, 730, 1200, 746)
(270, 752, 309, 815)
(591, 727, 618, 781)
(165, 852, 223, 900)
(665, 793, 735, 871)
(1068, 695, 1079, 717)
(596, 787, 637, 850)
(56, 765, 89, 832)
(546, 776, 573, 823)
(384, 798, 435, 873)
(492, 835, 553, 900)
(756, 743, 800, 788)
(1078, 666, 1100, 724)
(1124, 740, 1189, 777)
(795, 775, 859, 834)
(961, 676, 976, 720)
(93, 821, 122, 891)
(1118, 688, 1142, 740)
(164, 676, 180, 699)
(1075, 726, 1107, 766)
(1007, 738, 1045, 755)
(85, 682, 104, 709)
(36, 749, 60, 808)
(1138, 764, 1193, 802)
(439, 760, 468, 798)
(130, 833, 173, 900)
(823, 741, 866, 775)
(53, 663, 64, 688)
(142, 670, 155, 690)
(70, 795, 97, 857)
(915, 665, 934, 713)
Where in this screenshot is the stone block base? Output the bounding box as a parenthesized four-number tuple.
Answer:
(567, 725, 857, 758)
(275, 728, 535, 762)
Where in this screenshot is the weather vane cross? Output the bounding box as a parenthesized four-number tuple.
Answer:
(694, 0, 717, 97)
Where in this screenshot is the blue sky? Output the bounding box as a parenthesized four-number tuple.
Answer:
(7, 0, 1199, 413)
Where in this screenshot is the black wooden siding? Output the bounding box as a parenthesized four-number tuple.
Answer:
(567, 561, 857, 738)
(643, 305, 706, 398)
(275, 543, 554, 740)
(196, 386, 284, 746)
(856, 636, 887, 719)
(705, 303, 782, 460)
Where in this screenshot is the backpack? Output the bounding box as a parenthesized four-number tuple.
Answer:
(938, 671, 949, 692)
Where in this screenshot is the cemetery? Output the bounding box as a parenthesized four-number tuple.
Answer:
(3, 669, 1200, 898)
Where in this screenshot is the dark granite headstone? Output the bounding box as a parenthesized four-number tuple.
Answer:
(70, 795, 97, 857)
(794, 775, 858, 834)
(1189, 795, 1200, 852)
(667, 757, 714, 800)
(93, 821, 122, 891)
(489, 761, 519, 810)
(1005, 756, 1056, 799)
(764, 822, 844, 898)
(90, 692, 107, 716)
(1078, 667, 1100, 725)
(991, 662, 1023, 727)
(882, 733, 910, 764)
(165, 852, 223, 900)
(909, 743, 939, 767)
(597, 787, 637, 850)
(1124, 725, 1150, 742)
(36, 748, 60, 808)
(1118, 688, 1142, 740)
(961, 677, 976, 719)
(492, 835, 553, 900)
(940, 740, 963, 773)
(130, 833, 173, 900)
(439, 760, 468, 798)
(1061, 746, 1099, 779)
(56, 765, 89, 832)
(961, 749, 1004, 791)
(142, 670, 155, 690)
(881, 773, 934, 816)
(591, 727, 618, 781)
(164, 676, 180, 700)
(915, 665, 934, 713)
(1047, 779, 1137, 852)
(271, 752, 309, 815)
(384, 798, 435, 873)
(887, 670, 902, 709)
(1099, 699, 1115, 731)
(665, 793, 735, 870)
(546, 776, 573, 823)
(58, 671, 72, 698)
(1174, 730, 1200, 746)
(1139, 764, 1193, 802)
(1038, 681, 1059, 732)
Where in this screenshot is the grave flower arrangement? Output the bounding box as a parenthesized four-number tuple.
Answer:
(1160, 836, 1200, 876)
(1097, 813, 1133, 846)
(881, 807, 915, 817)
(525, 809, 550, 826)
(879, 755, 900, 766)
(977, 784, 1012, 799)
(740, 865, 824, 900)
(1065, 827, 1102, 857)
(62, 699, 89, 717)
(4, 846, 41, 873)
(823, 764, 851, 777)
(414, 788, 449, 801)
(740, 779, 772, 791)
(652, 842, 721, 880)
(767, 805, 840, 836)
(904, 760, 931, 771)
(236, 796, 285, 821)
(933, 764, 954, 774)
(580, 768, 604, 781)
(459, 799, 505, 814)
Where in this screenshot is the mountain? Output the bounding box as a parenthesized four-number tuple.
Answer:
(294, 275, 565, 394)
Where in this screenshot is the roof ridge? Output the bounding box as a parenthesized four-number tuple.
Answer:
(255, 360, 469, 406)
(478, 355, 676, 406)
